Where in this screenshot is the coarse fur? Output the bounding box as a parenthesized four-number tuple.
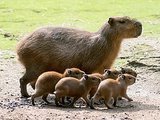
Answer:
(54, 74, 101, 107)
(90, 74, 136, 109)
(31, 68, 84, 105)
(16, 16, 142, 97)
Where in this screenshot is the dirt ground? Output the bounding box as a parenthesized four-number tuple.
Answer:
(0, 37, 160, 120)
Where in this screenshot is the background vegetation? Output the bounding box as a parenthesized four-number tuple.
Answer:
(0, 0, 160, 49)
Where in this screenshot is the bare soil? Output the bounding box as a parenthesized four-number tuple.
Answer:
(0, 37, 160, 120)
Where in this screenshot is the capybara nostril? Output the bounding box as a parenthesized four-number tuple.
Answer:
(98, 78, 101, 83)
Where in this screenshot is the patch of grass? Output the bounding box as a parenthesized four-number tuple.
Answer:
(113, 59, 127, 68)
(0, 36, 17, 50)
(0, 0, 160, 50)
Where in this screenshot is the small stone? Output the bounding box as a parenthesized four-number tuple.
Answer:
(4, 33, 12, 37)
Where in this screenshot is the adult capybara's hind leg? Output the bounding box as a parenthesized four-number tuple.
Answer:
(20, 70, 38, 98)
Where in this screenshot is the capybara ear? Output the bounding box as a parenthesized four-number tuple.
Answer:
(120, 74, 125, 80)
(66, 68, 72, 74)
(83, 74, 88, 80)
(108, 17, 115, 26)
(118, 74, 122, 78)
(104, 69, 108, 73)
(120, 67, 125, 74)
(104, 69, 111, 74)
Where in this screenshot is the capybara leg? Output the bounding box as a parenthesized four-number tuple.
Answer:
(60, 96, 72, 105)
(90, 97, 95, 109)
(118, 97, 123, 100)
(104, 97, 113, 109)
(89, 88, 97, 99)
(113, 97, 118, 107)
(31, 95, 35, 106)
(68, 97, 80, 107)
(20, 69, 39, 98)
(31, 90, 44, 106)
(82, 95, 91, 107)
(99, 98, 105, 104)
(66, 97, 72, 104)
(42, 94, 50, 104)
(59, 97, 65, 105)
(122, 94, 133, 101)
(90, 92, 101, 109)
(54, 90, 64, 107)
(20, 76, 30, 98)
(90, 93, 102, 109)
(55, 96, 62, 107)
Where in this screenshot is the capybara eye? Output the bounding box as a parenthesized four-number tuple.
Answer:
(119, 20, 125, 24)
(114, 73, 118, 75)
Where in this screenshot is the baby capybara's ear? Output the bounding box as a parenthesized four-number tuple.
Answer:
(120, 67, 125, 74)
(108, 17, 115, 26)
(120, 74, 125, 80)
(66, 68, 72, 74)
(83, 74, 88, 80)
(104, 69, 111, 75)
(104, 69, 108, 73)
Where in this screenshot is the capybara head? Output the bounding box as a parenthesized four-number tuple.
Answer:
(120, 67, 137, 77)
(64, 68, 85, 79)
(108, 16, 142, 39)
(118, 74, 136, 86)
(103, 69, 121, 79)
(83, 74, 101, 85)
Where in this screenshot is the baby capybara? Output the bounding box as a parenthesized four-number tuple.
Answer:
(89, 69, 121, 98)
(17, 16, 142, 97)
(54, 74, 101, 107)
(90, 74, 136, 109)
(31, 68, 84, 105)
(120, 67, 137, 77)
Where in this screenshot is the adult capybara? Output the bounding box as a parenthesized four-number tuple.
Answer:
(54, 74, 101, 107)
(31, 68, 84, 105)
(16, 16, 142, 97)
(90, 74, 136, 109)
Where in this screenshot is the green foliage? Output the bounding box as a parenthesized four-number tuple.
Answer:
(0, 0, 160, 49)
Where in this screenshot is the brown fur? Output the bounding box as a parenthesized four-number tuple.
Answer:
(16, 16, 142, 97)
(120, 67, 137, 77)
(31, 68, 84, 105)
(89, 69, 121, 98)
(54, 74, 101, 107)
(90, 74, 136, 109)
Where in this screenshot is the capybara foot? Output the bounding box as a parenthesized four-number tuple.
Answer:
(21, 94, 31, 98)
(90, 105, 95, 109)
(128, 98, 133, 102)
(118, 97, 123, 100)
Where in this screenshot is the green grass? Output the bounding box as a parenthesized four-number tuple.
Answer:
(0, 0, 160, 50)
